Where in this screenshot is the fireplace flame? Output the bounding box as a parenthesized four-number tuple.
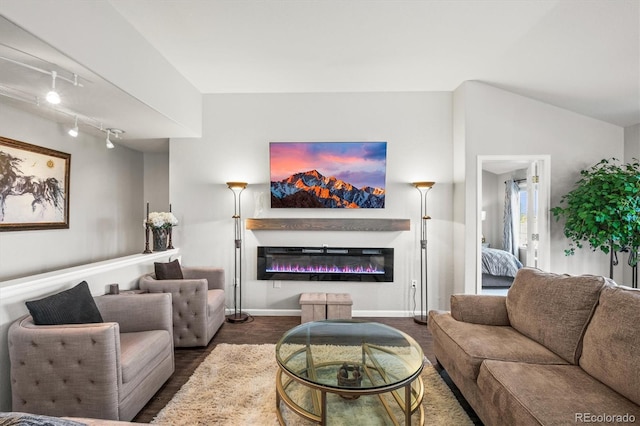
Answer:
(266, 262, 382, 275)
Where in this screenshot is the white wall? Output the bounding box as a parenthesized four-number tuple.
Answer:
(0, 104, 146, 281)
(170, 92, 454, 315)
(625, 123, 640, 161)
(143, 152, 170, 213)
(481, 170, 499, 247)
(451, 84, 467, 296)
(456, 82, 624, 293)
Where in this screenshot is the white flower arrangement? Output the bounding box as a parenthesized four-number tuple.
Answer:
(146, 211, 178, 229)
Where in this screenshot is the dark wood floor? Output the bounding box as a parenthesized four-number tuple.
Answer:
(133, 316, 480, 424)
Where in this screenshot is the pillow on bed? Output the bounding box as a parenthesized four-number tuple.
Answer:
(25, 281, 103, 326)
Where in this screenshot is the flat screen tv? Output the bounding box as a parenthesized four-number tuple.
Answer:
(269, 141, 387, 208)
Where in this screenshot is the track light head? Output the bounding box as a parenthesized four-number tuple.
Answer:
(105, 129, 114, 149)
(46, 70, 60, 104)
(46, 90, 60, 104)
(68, 115, 78, 137)
(105, 128, 124, 149)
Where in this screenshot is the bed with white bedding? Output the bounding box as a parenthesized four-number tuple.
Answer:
(482, 247, 523, 288)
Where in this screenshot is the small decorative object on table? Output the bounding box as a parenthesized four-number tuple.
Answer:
(144, 206, 178, 252)
(337, 362, 363, 399)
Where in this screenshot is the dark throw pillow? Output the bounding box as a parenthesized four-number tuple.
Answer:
(155, 259, 184, 280)
(25, 281, 104, 325)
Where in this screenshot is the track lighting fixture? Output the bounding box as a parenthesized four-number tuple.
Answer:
(46, 70, 61, 104)
(105, 128, 124, 149)
(105, 129, 114, 149)
(68, 115, 79, 137)
(0, 54, 126, 148)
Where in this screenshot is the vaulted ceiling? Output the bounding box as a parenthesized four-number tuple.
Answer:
(1, 1, 638, 152)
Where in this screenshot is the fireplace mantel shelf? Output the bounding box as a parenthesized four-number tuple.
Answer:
(246, 218, 410, 232)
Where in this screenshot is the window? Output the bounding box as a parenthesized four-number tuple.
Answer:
(519, 183, 528, 246)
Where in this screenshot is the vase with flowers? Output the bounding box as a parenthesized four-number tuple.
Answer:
(145, 211, 178, 252)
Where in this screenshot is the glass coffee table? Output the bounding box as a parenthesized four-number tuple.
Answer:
(275, 320, 424, 425)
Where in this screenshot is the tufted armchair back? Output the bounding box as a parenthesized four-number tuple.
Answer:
(139, 267, 226, 347)
(8, 293, 174, 421)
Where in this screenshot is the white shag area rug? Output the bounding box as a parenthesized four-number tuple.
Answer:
(151, 344, 474, 426)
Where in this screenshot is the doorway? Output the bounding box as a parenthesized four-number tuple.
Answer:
(476, 155, 551, 294)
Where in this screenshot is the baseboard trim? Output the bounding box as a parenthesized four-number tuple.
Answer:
(227, 309, 415, 318)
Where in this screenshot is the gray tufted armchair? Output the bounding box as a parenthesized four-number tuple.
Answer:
(139, 267, 225, 347)
(8, 293, 174, 421)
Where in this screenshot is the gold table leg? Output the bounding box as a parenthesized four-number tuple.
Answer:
(321, 390, 327, 425)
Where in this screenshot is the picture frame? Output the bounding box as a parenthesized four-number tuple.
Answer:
(0, 136, 71, 231)
(269, 141, 387, 208)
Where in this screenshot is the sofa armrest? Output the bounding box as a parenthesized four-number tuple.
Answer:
(182, 267, 225, 291)
(8, 316, 122, 419)
(450, 294, 510, 325)
(94, 293, 173, 334)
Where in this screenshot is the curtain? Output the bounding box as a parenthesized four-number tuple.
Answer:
(503, 179, 520, 256)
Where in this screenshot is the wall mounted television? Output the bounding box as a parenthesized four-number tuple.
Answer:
(269, 141, 387, 208)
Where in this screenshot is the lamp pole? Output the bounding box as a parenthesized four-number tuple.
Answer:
(227, 182, 249, 323)
(412, 182, 434, 325)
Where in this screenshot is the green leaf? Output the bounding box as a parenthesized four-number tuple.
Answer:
(551, 157, 640, 259)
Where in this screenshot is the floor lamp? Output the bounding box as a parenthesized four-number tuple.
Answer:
(412, 181, 434, 325)
(226, 181, 249, 323)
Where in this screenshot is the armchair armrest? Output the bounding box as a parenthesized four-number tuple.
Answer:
(182, 267, 225, 291)
(8, 316, 121, 419)
(94, 293, 173, 334)
(450, 294, 510, 326)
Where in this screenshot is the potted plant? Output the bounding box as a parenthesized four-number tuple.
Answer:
(551, 158, 640, 278)
(145, 211, 178, 251)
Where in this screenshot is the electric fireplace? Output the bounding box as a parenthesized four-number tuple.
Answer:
(257, 246, 393, 282)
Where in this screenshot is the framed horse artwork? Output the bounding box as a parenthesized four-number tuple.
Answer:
(0, 136, 70, 231)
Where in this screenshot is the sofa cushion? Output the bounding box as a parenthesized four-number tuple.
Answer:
(477, 360, 640, 426)
(25, 281, 104, 325)
(154, 259, 183, 280)
(208, 288, 225, 317)
(428, 311, 568, 381)
(450, 294, 510, 326)
(119, 330, 172, 384)
(580, 285, 640, 406)
(506, 268, 607, 364)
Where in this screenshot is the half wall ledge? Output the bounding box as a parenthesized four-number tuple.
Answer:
(245, 218, 410, 232)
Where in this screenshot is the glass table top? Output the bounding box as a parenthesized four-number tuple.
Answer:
(276, 320, 424, 391)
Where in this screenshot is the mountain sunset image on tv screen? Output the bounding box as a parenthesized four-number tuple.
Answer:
(269, 141, 387, 208)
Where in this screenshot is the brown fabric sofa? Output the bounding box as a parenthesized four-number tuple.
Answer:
(8, 293, 174, 421)
(428, 268, 640, 425)
(139, 267, 225, 347)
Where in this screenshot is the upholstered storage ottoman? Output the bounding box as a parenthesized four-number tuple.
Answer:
(326, 293, 352, 320)
(300, 292, 327, 323)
